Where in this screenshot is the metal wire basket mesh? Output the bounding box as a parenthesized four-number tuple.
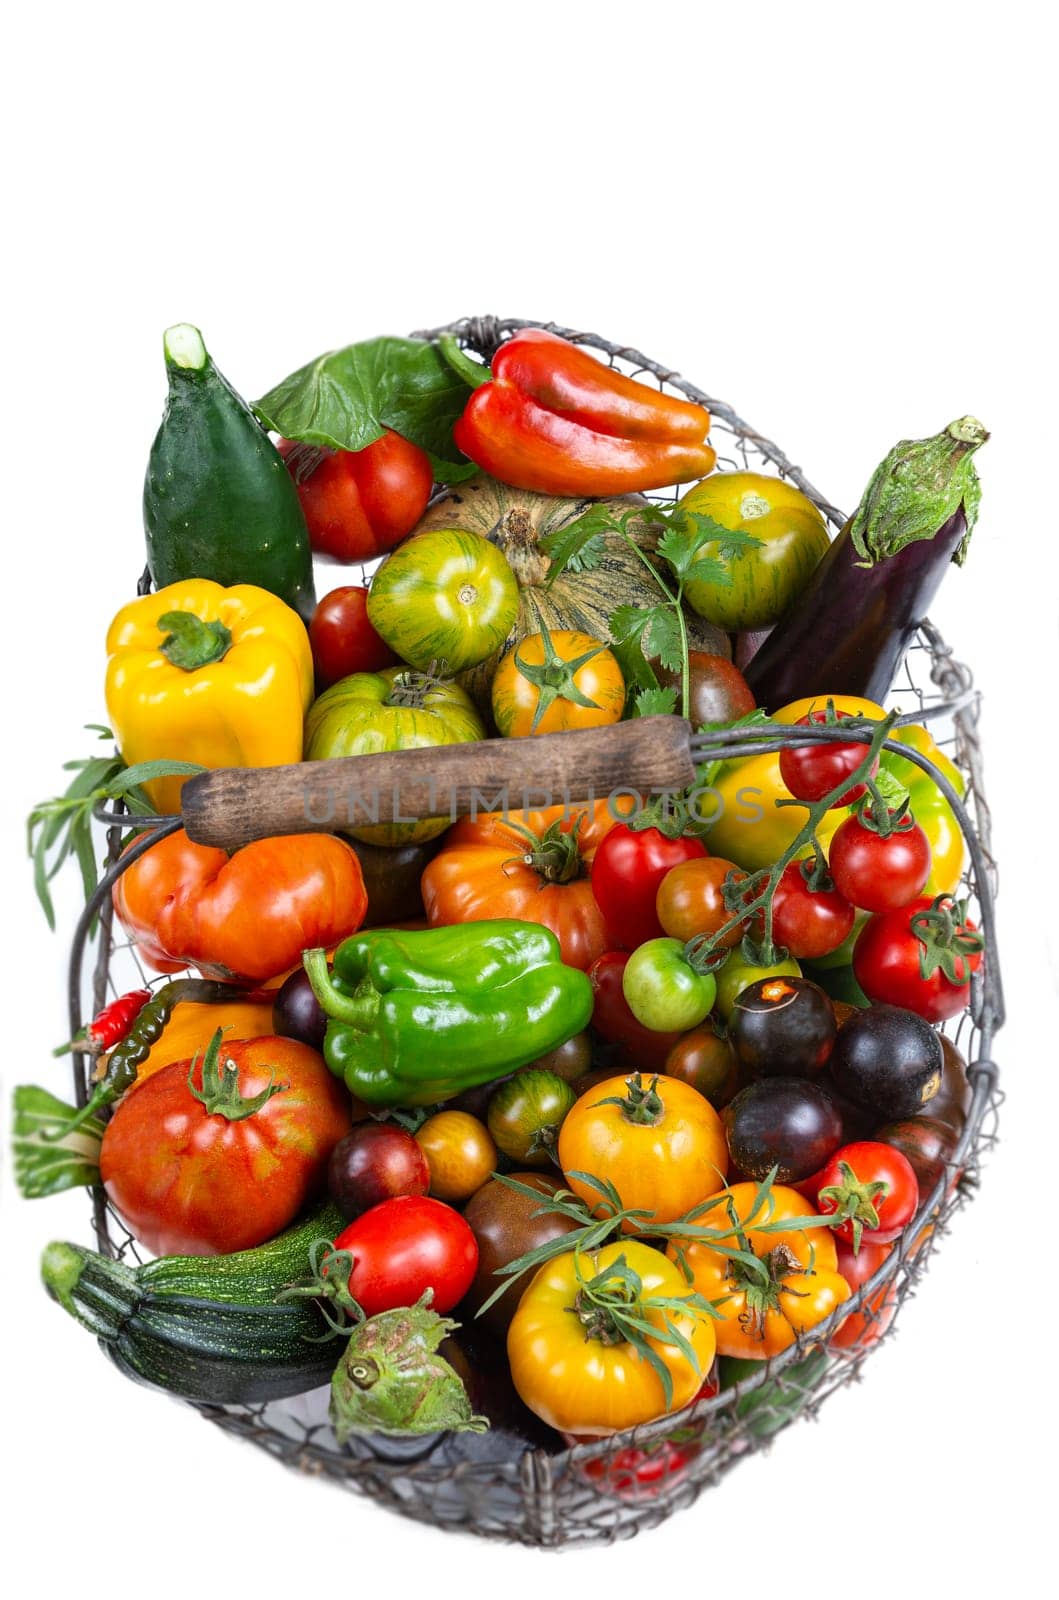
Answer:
(64, 317, 1003, 1547)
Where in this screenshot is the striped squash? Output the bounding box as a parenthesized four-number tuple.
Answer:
(414, 475, 731, 710)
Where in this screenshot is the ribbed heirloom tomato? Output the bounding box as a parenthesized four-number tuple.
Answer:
(421, 802, 617, 970)
(669, 1182, 850, 1359)
(507, 1241, 717, 1436)
(559, 1072, 728, 1225)
(100, 1033, 353, 1256)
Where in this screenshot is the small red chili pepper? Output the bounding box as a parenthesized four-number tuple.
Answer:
(449, 329, 717, 496)
(54, 987, 152, 1057)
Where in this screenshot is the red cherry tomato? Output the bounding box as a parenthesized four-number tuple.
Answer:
(591, 824, 707, 950)
(332, 1195, 478, 1316)
(853, 895, 982, 1022)
(573, 1434, 702, 1499)
(830, 1237, 898, 1351)
(280, 430, 433, 563)
(309, 586, 399, 686)
(769, 860, 856, 959)
(812, 1140, 919, 1252)
(588, 951, 683, 1071)
(779, 710, 878, 807)
(829, 811, 932, 912)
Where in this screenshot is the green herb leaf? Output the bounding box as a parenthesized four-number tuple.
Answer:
(676, 511, 764, 562)
(540, 505, 624, 588)
(255, 337, 476, 483)
(12, 1086, 103, 1198)
(27, 747, 205, 926)
(610, 603, 683, 673)
(633, 685, 679, 718)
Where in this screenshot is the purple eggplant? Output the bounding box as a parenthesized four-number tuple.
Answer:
(744, 417, 987, 709)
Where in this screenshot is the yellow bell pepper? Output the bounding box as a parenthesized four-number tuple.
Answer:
(703, 696, 966, 890)
(703, 695, 880, 871)
(114, 997, 276, 1085)
(105, 580, 314, 814)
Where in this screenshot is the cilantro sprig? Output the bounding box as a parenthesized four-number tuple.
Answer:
(540, 502, 762, 720)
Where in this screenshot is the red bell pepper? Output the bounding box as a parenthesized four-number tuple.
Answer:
(449, 329, 716, 496)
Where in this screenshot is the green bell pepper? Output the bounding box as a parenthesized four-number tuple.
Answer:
(304, 920, 593, 1108)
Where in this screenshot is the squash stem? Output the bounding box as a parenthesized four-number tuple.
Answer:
(163, 322, 209, 372)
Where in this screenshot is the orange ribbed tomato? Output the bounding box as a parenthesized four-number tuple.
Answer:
(420, 801, 618, 971)
(113, 828, 367, 982)
(667, 1181, 849, 1359)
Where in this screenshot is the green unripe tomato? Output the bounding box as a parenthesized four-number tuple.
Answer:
(487, 1069, 577, 1167)
(622, 938, 717, 1033)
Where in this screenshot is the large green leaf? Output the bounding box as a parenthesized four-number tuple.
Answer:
(255, 337, 476, 482)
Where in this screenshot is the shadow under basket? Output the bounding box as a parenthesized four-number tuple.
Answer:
(66, 316, 1003, 1547)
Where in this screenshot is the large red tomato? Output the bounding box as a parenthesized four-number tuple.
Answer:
(100, 1035, 353, 1255)
(279, 431, 433, 563)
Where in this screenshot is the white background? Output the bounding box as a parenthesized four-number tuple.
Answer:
(2, 3, 1055, 1595)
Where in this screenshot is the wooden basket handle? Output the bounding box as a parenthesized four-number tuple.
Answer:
(180, 717, 696, 850)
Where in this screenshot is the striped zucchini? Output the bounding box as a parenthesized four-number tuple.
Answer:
(41, 1203, 343, 1404)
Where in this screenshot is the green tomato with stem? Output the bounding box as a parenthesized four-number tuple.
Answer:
(622, 938, 717, 1033)
(367, 529, 520, 673)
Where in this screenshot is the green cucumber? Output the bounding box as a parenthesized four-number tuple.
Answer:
(41, 1203, 343, 1404)
(144, 323, 315, 621)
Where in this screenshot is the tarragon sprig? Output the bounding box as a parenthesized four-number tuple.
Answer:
(27, 727, 205, 927)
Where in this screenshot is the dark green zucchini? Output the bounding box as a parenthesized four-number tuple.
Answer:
(41, 1203, 342, 1404)
(144, 323, 315, 621)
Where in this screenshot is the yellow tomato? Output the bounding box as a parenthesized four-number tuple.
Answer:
(507, 1240, 717, 1435)
(491, 629, 625, 737)
(668, 1182, 849, 1360)
(558, 1072, 728, 1227)
(415, 1110, 497, 1203)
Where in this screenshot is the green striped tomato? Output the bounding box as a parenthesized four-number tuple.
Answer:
(680, 472, 829, 631)
(304, 667, 485, 846)
(366, 528, 520, 673)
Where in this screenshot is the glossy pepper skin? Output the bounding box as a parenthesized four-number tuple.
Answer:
(304, 920, 594, 1108)
(452, 330, 716, 496)
(106, 580, 314, 815)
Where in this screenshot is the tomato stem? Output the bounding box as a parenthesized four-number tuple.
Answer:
(591, 1072, 666, 1127)
(683, 711, 900, 973)
(186, 1030, 289, 1121)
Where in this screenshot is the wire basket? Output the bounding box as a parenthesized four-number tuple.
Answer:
(64, 317, 1003, 1547)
